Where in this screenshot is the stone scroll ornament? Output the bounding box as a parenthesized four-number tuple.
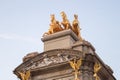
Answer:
(69, 58, 82, 80)
(93, 62, 101, 80)
(18, 70, 30, 80)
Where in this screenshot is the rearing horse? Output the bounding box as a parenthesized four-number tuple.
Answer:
(60, 11, 71, 30)
(49, 14, 63, 33)
(43, 14, 63, 36)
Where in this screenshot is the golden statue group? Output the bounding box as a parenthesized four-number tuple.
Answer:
(43, 11, 82, 41)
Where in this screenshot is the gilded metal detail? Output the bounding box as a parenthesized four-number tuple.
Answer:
(69, 58, 82, 80)
(60, 11, 71, 30)
(18, 70, 30, 80)
(94, 63, 101, 80)
(43, 14, 63, 36)
(43, 12, 83, 40)
(72, 14, 82, 41)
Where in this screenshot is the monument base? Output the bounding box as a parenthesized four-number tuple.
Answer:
(41, 29, 79, 51)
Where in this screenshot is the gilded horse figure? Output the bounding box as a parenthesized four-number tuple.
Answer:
(60, 11, 72, 30)
(43, 14, 63, 36)
(72, 14, 82, 41)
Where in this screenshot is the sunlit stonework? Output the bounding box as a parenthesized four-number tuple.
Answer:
(13, 12, 116, 80)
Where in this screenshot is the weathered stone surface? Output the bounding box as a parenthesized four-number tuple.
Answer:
(23, 52, 39, 62)
(13, 30, 116, 80)
(41, 29, 79, 51)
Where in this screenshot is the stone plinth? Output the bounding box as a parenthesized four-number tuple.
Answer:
(72, 40, 95, 54)
(41, 29, 79, 51)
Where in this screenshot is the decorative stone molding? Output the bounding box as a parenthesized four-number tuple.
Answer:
(14, 49, 83, 75)
(23, 52, 39, 62)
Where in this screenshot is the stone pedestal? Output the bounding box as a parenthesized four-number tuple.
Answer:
(41, 29, 79, 51)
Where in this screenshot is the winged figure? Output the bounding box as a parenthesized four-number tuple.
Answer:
(93, 63, 101, 80)
(69, 58, 82, 71)
(94, 62, 101, 73)
(18, 70, 30, 80)
(69, 58, 82, 80)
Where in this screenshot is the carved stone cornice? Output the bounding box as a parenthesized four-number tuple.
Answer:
(13, 48, 116, 80)
(41, 29, 79, 42)
(13, 49, 84, 77)
(94, 53, 116, 80)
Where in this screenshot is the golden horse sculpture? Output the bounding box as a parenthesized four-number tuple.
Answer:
(69, 58, 82, 80)
(72, 14, 82, 41)
(60, 11, 72, 30)
(94, 63, 101, 80)
(18, 70, 30, 80)
(43, 14, 63, 36)
(43, 12, 83, 41)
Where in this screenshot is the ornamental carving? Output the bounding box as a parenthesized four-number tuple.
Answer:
(19, 49, 82, 71)
(25, 54, 70, 70)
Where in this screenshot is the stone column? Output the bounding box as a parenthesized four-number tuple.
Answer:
(80, 54, 94, 80)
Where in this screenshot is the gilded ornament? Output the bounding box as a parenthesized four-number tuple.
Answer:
(72, 14, 82, 41)
(69, 58, 82, 80)
(43, 12, 83, 41)
(43, 14, 63, 36)
(18, 70, 30, 80)
(94, 63, 101, 80)
(60, 11, 71, 30)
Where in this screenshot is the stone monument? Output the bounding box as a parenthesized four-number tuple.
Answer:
(13, 12, 116, 80)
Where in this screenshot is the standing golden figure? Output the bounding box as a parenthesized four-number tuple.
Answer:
(60, 11, 72, 30)
(18, 70, 31, 80)
(72, 14, 82, 41)
(43, 14, 63, 36)
(69, 58, 82, 80)
(94, 63, 101, 80)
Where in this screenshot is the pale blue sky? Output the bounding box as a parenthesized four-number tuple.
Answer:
(0, 0, 120, 80)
